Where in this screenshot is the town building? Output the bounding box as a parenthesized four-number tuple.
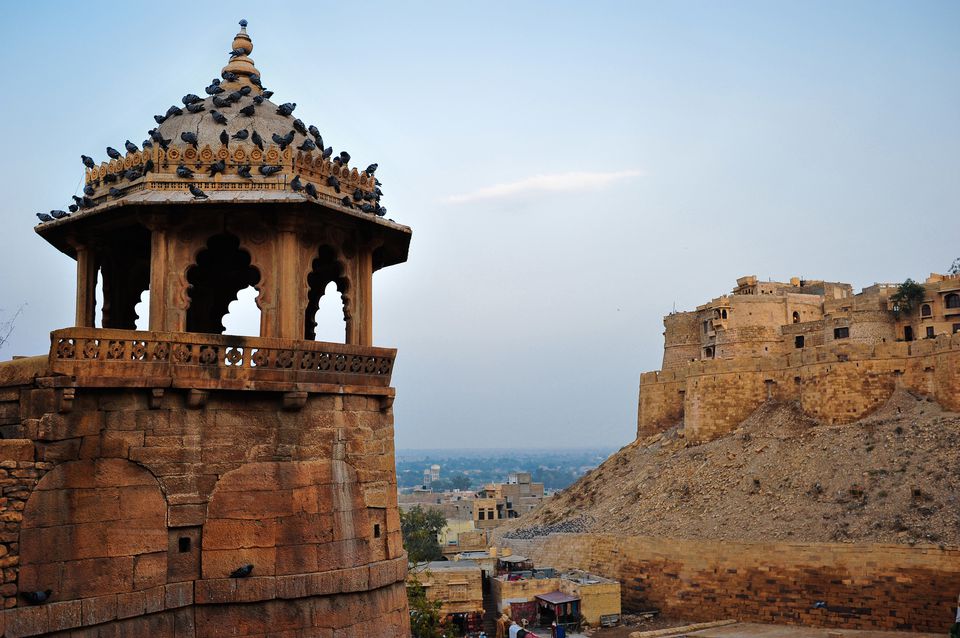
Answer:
(641, 273, 960, 443)
(408, 560, 484, 635)
(473, 472, 548, 529)
(0, 21, 411, 636)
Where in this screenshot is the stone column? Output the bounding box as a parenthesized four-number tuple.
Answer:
(272, 220, 304, 340)
(74, 244, 97, 328)
(348, 247, 374, 346)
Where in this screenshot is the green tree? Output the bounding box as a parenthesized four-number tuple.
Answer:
(407, 573, 451, 638)
(889, 279, 926, 318)
(400, 505, 447, 564)
(949, 258, 960, 275)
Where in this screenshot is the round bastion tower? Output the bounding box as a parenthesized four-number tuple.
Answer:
(0, 21, 411, 637)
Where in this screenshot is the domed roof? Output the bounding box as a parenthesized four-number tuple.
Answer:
(36, 20, 394, 233)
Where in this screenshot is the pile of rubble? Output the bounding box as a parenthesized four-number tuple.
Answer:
(500, 390, 960, 546)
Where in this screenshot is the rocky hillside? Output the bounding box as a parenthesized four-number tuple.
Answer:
(503, 390, 959, 546)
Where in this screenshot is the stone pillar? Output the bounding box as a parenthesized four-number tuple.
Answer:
(74, 245, 97, 328)
(274, 224, 304, 340)
(347, 247, 374, 346)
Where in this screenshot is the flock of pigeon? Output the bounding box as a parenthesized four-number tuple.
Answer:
(37, 68, 387, 224)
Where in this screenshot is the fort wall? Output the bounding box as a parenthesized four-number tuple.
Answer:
(0, 342, 409, 637)
(638, 333, 960, 443)
(499, 533, 960, 632)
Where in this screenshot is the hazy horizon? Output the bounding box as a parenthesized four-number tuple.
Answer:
(1, 2, 958, 450)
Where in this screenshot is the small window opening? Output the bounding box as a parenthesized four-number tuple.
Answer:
(721, 309, 727, 319)
(792, 311, 800, 324)
(373, 524, 381, 538)
(795, 335, 804, 348)
(178, 537, 191, 553)
(134, 289, 150, 331)
(952, 323, 960, 334)
(946, 293, 960, 309)
(311, 281, 347, 342)
(834, 327, 850, 339)
(904, 326, 914, 342)
(920, 304, 932, 317)
(222, 286, 261, 336)
(925, 326, 934, 338)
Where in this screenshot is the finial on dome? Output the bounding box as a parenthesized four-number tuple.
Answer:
(221, 19, 262, 95)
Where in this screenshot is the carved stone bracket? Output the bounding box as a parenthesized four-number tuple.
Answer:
(282, 391, 308, 411)
(58, 388, 76, 414)
(187, 389, 208, 409)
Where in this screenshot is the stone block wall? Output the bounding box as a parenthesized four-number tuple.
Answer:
(0, 379, 410, 637)
(638, 334, 960, 444)
(499, 534, 960, 632)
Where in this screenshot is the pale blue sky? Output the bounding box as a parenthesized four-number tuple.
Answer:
(1, 2, 957, 448)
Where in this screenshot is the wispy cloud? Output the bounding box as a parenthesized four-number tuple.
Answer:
(443, 169, 645, 204)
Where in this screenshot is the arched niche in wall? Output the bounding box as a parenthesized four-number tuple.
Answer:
(19, 459, 168, 601)
(186, 233, 262, 334)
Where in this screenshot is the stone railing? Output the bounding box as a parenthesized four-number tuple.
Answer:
(48, 327, 395, 390)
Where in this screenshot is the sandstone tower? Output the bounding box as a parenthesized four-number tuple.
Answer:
(0, 22, 411, 637)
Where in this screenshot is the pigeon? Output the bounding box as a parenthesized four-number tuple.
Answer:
(228, 47, 247, 58)
(261, 90, 274, 99)
(260, 164, 281, 176)
(326, 175, 341, 193)
(338, 151, 351, 165)
(290, 175, 304, 191)
(237, 164, 252, 179)
(186, 102, 206, 113)
(374, 187, 383, 197)
(308, 125, 321, 140)
(239, 104, 256, 117)
(321, 147, 333, 160)
(102, 173, 117, 184)
(252, 95, 264, 105)
(149, 129, 171, 149)
(142, 139, 153, 149)
(296, 139, 316, 152)
(144, 159, 154, 173)
(219, 130, 229, 147)
(213, 95, 231, 108)
(340, 196, 353, 208)
(230, 564, 254, 579)
(304, 182, 318, 198)
(123, 140, 139, 154)
(189, 184, 208, 199)
(165, 105, 183, 118)
(109, 187, 122, 198)
(20, 590, 52, 605)
(68, 204, 79, 213)
(154, 114, 167, 124)
(106, 147, 122, 160)
(81, 155, 96, 169)
(239, 86, 252, 96)
(292, 119, 308, 136)
(50, 209, 69, 219)
(227, 91, 243, 104)
(209, 159, 226, 176)
(813, 601, 827, 610)
(362, 190, 375, 201)
(210, 110, 228, 125)
(276, 102, 296, 117)
(249, 74, 262, 88)
(360, 203, 375, 214)
(251, 130, 264, 150)
(176, 164, 194, 178)
(205, 83, 224, 95)
(231, 129, 249, 141)
(83, 184, 96, 197)
(271, 132, 293, 150)
(181, 132, 199, 148)
(365, 163, 378, 176)
(222, 71, 239, 83)
(124, 167, 142, 181)
(72, 195, 86, 208)
(182, 93, 203, 105)
(36, 212, 53, 223)
(375, 205, 386, 217)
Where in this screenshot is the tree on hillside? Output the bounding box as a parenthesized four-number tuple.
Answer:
(890, 279, 925, 318)
(407, 573, 451, 638)
(400, 505, 447, 564)
(949, 258, 960, 275)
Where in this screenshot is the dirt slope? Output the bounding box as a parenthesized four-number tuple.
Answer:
(504, 391, 959, 546)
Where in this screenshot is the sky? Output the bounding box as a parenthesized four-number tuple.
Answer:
(0, 2, 958, 450)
